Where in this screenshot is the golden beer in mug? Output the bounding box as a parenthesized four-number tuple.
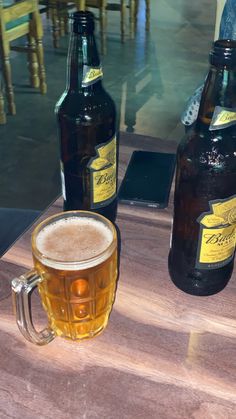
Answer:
(12, 211, 118, 345)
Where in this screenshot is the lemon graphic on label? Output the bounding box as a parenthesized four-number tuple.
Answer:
(90, 158, 109, 170)
(227, 208, 236, 225)
(200, 214, 225, 227)
(212, 197, 236, 224)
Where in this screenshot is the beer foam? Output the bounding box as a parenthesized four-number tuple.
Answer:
(36, 216, 114, 268)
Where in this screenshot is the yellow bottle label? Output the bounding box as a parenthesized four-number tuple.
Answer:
(209, 106, 236, 130)
(82, 66, 103, 87)
(88, 136, 117, 208)
(196, 195, 236, 269)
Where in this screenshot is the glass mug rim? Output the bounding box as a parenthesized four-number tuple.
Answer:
(31, 210, 117, 271)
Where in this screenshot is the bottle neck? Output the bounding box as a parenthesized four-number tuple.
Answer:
(196, 40, 236, 131)
(66, 30, 102, 93)
(197, 65, 236, 128)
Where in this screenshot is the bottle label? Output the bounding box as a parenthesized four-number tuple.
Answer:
(87, 136, 117, 209)
(196, 195, 236, 269)
(82, 66, 103, 87)
(209, 106, 236, 131)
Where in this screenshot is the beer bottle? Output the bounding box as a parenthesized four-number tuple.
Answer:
(168, 40, 236, 296)
(55, 11, 118, 222)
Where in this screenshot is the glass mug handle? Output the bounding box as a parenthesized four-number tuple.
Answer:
(12, 270, 55, 346)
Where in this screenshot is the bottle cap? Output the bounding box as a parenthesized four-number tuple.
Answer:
(210, 40, 236, 67)
(70, 11, 95, 34)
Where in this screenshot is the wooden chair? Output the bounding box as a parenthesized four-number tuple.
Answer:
(85, 0, 136, 54)
(92, 0, 149, 49)
(38, 0, 84, 49)
(0, 0, 47, 118)
(45, 0, 135, 54)
(86, 1, 132, 41)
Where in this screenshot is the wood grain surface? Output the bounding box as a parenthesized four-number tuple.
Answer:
(1, 132, 236, 419)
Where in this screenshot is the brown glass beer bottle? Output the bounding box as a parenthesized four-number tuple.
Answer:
(55, 11, 118, 222)
(169, 40, 236, 296)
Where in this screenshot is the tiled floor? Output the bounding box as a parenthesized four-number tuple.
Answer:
(0, 0, 215, 211)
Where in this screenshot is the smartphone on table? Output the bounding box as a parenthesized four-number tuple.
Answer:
(118, 150, 176, 209)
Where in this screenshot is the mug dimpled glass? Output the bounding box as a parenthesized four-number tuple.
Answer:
(11, 211, 118, 345)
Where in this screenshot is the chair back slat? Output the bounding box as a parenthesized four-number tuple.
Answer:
(7, 22, 29, 40)
(2, 0, 37, 24)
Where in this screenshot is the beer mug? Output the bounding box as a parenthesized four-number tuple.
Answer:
(12, 211, 118, 345)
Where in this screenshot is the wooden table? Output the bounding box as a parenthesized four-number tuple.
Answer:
(1, 132, 236, 418)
